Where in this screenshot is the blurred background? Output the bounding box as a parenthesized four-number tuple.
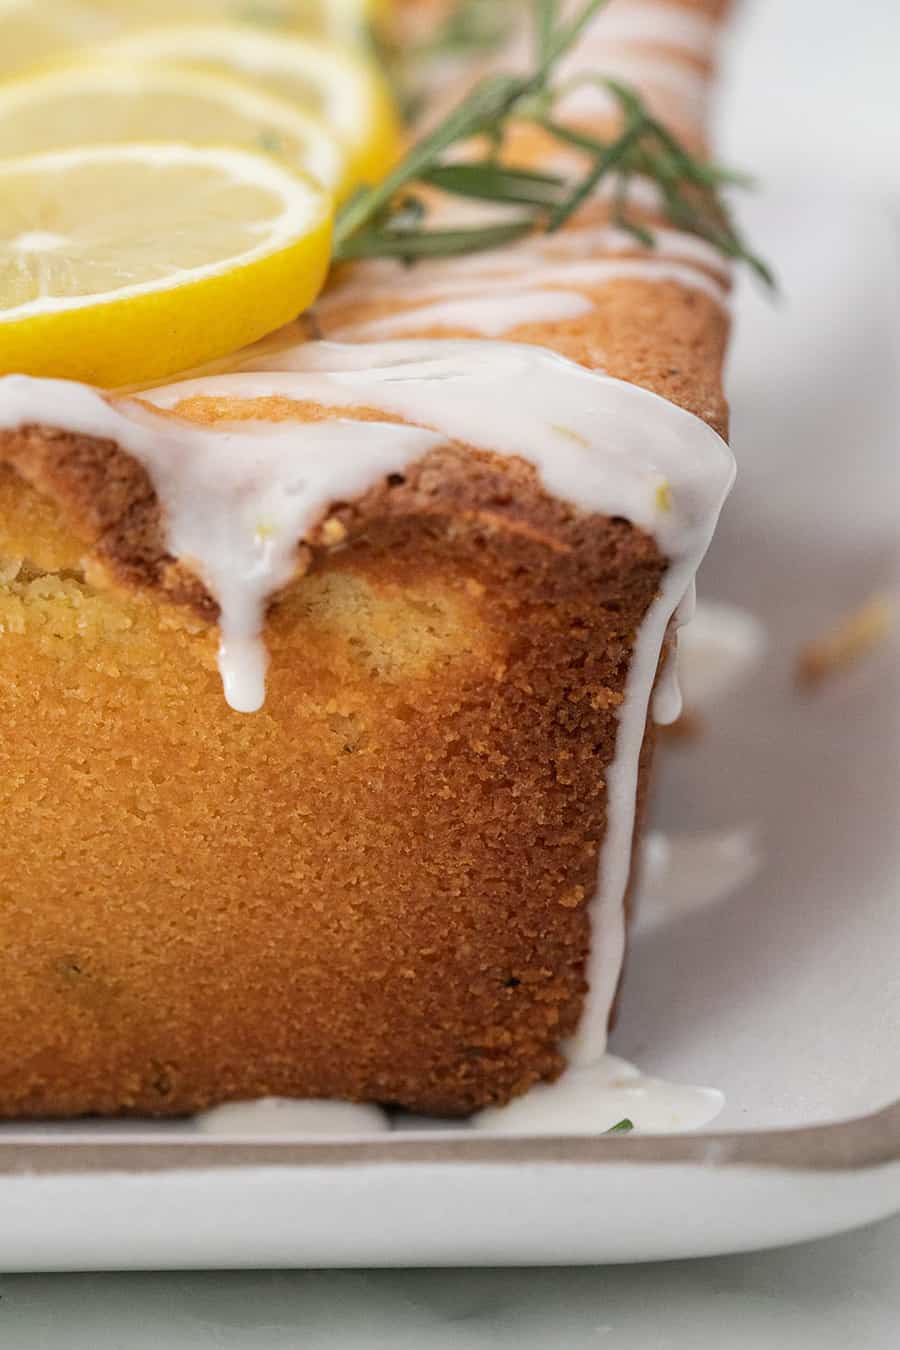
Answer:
(720, 0, 900, 212)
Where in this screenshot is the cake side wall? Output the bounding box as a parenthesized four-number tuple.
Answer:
(0, 461, 663, 1115)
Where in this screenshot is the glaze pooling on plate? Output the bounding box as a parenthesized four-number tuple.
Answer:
(471, 1054, 724, 1135)
(193, 1052, 724, 1138)
(196, 1097, 391, 1137)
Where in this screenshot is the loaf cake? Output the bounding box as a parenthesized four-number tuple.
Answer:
(0, 0, 735, 1118)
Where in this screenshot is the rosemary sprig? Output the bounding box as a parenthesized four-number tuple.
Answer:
(334, 0, 607, 262)
(542, 79, 775, 284)
(535, 0, 556, 64)
(335, 0, 772, 287)
(337, 218, 535, 262)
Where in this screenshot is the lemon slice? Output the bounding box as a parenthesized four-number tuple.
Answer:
(0, 61, 348, 197)
(0, 142, 332, 387)
(81, 1, 382, 43)
(97, 25, 400, 190)
(0, 0, 74, 77)
(0, 0, 382, 76)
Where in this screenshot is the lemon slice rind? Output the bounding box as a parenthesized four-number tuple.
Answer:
(0, 142, 333, 387)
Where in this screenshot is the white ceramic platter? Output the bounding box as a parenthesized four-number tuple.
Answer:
(2, 191, 898, 1271)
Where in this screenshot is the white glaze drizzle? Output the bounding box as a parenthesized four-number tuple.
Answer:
(652, 638, 684, 726)
(0, 338, 733, 1068)
(318, 228, 729, 332)
(556, 49, 709, 128)
(575, 1, 719, 61)
(424, 0, 716, 135)
(336, 288, 594, 340)
(316, 223, 729, 341)
(677, 576, 698, 626)
(327, 260, 727, 341)
(0, 373, 443, 712)
(495, 0, 715, 133)
(147, 337, 733, 553)
(652, 578, 706, 724)
(320, 226, 730, 299)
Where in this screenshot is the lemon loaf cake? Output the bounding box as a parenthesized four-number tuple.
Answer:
(0, 0, 737, 1117)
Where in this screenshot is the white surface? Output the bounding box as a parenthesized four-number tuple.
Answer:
(720, 0, 900, 205)
(6, 1152, 900, 1270)
(1, 1216, 898, 1347)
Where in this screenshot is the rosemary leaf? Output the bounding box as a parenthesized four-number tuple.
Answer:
(535, 0, 556, 64)
(603, 75, 650, 124)
(614, 213, 657, 248)
(335, 219, 536, 263)
(422, 162, 567, 208)
(548, 119, 646, 230)
(534, 116, 606, 154)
